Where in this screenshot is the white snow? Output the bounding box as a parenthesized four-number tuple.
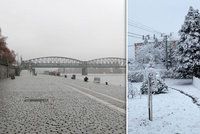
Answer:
(128, 79, 200, 134)
(165, 79, 200, 106)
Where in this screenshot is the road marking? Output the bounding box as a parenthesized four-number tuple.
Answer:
(66, 83, 125, 103)
(65, 84, 125, 114)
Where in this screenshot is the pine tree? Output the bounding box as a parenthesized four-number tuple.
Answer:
(175, 6, 200, 78)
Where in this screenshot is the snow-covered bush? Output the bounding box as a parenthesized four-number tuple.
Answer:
(128, 82, 141, 98)
(128, 60, 145, 82)
(140, 79, 168, 94)
(160, 69, 179, 78)
(141, 60, 168, 94)
(158, 69, 170, 78)
(128, 71, 144, 82)
(159, 69, 192, 79)
(170, 71, 192, 79)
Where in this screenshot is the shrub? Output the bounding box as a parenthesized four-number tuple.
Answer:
(159, 69, 192, 79)
(128, 71, 144, 82)
(140, 79, 168, 94)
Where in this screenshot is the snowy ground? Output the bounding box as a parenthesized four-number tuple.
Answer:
(166, 79, 200, 106)
(128, 79, 200, 134)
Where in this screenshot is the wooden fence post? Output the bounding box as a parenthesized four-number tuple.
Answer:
(148, 73, 153, 121)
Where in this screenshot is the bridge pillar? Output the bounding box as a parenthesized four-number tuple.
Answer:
(82, 67, 88, 75)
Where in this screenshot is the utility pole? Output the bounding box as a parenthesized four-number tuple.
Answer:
(142, 35, 150, 45)
(164, 35, 168, 70)
(168, 33, 173, 68)
(162, 33, 173, 70)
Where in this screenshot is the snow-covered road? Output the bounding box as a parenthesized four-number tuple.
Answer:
(128, 80, 200, 134)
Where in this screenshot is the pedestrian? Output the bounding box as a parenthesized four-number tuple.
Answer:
(105, 82, 108, 85)
(84, 76, 88, 82)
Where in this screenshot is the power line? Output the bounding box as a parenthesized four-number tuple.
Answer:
(128, 32, 143, 37)
(128, 23, 161, 35)
(128, 22, 162, 35)
(128, 34, 143, 39)
(128, 19, 163, 35)
(128, 18, 163, 34)
(128, 23, 159, 34)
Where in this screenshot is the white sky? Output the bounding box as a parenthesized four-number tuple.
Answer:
(0, 0, 125, 61)
(128, 0, 200, 59)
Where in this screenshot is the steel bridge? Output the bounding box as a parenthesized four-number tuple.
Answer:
(21, 56, 126, 75)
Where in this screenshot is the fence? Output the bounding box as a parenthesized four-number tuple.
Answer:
(193, 76, 200, 90)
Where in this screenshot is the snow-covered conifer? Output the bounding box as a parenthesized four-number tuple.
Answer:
(175, 6, 200, 78)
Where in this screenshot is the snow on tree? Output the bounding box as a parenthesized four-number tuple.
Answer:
(136, 41, 165, 66)
(168, 41, 177, 68)
(128, 59, 144, 71)
(140, 58, 168, 94)
(174, 6, 200, 78)
(128, 58, 145, 82)
(140, 78, 168, 94)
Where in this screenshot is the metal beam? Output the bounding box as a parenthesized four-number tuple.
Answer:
(21, 56, 126, 69)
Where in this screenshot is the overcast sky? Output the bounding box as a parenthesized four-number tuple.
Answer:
(128, 0, 200, 58)
(0, 0, 125, 61)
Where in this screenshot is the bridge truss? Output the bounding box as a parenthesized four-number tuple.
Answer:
(21, 56, 125, 75)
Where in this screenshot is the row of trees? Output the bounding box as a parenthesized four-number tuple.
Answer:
(0, 30, 16, 65)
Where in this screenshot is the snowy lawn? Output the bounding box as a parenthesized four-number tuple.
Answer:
(128, 81, 200, 134)
(165, 79, 200, 105)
